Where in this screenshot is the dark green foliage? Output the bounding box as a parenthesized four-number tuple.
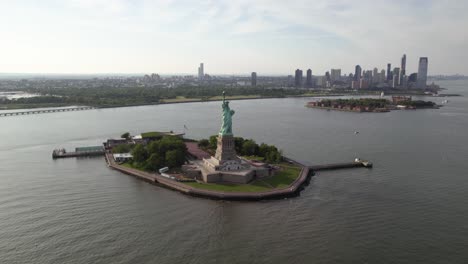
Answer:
(146, 153, 164, 171)
(200, 136, 282, 163)
(241, 139, 258, 156)
(129, 136, 187, 170)
(209, 135, 218, 149)
(234, 137, 245, 153)
(7, 86, 306, 108)
(165, 149, 186, 168)
(400, 100, 435, 107)
(121, 132, 130, 139)
(132, 144, 148, 163)
(198, 139, 209, 148)
(320, 98, 389, 108)
(112, 144, 132, 154)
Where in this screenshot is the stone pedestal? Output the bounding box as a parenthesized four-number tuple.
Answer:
(214, 135, 238, 163)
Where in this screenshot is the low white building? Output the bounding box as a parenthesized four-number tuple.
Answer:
(113, 153, 133, 163)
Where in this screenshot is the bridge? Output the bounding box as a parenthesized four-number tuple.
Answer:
(0, 106, 96, 117)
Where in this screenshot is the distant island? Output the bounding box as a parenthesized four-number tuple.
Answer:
(306, 96, 438, 113)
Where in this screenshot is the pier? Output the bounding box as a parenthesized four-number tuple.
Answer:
(103, 152, 373, 200)
(309, 160, 373, 172)
(0, 106, 95, 117)
(52, 146, 105, 159)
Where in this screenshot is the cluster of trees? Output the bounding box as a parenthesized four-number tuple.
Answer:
(4, 86, 307, 108)
(198, 136, 282, 163)
(320, 98, 389, 108)
(399, 100, 436, 108)
(114, 136, 187, 171)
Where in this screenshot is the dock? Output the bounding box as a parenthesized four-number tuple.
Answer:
(0, 106, 96, 117)
(52, 146, 105, 159)
(309, 160, 373, 171)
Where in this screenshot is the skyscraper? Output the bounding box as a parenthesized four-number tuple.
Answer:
(354, 65, 362, 81)
(387, 63, 392, 81)
(417, 57, 428, 89)
(294, 69, 303, 87)
(330, 69, 341, 83)
(198, 63, 204, 80)
(380, 69, 386, 83)
(251, 72, 257, 86)
(393, 67, 400, 87)
(400, 54, 406, 84)
(306, 69, 312, 87)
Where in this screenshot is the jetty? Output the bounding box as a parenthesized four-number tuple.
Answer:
(0, 106, 95, 117)
(104, 151, 374, 201)
(52, 146, 105, 159)
(309, 159, 373, 171)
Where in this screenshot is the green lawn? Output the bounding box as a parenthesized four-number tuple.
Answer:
(183, 163, 302, 192)
(141, 131, 163, 138)
(121, 162, 150, 172)
(261, 163, 302, 188)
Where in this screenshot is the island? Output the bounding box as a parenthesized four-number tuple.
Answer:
(306, 96, 438, 113)
(52, 92, 373, 200)
(101, 92, 312, 200)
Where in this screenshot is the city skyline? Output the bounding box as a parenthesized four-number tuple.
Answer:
(1, 1, 468, 75)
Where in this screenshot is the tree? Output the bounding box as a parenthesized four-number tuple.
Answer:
(112, 144, 132, 154)
(121, 132, 130, 139)
(241, 139, 258, 156)
(234, 137, 245, 153)
(165, 149, 185, 168)
(132, 144, 148, 163)
(159, 136, 186, 154)
(147, 141, 160, 154)
(209, 135, 218, 149)
(198, 139, 209, 148)
(146, 153, 164, 171)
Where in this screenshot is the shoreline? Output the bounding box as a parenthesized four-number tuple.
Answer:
(0, 90, 445, 112)
(105, 152, 313, 201)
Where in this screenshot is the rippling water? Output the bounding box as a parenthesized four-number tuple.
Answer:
(1, 80, 467, 263)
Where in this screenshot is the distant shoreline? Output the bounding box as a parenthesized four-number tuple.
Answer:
(0, 90, 458, 111)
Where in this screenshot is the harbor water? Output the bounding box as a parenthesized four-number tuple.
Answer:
(0, 80, 467, 264)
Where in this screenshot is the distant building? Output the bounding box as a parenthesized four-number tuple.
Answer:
(113, 153, 133, 163)
(330, 69, 341, 83)
(408, 73, 418, 83)
(306, 69, 312, 87)
(373, 68, 379, 83)
(295, 69, 303, 87)
(387, 63, 392, 81)
(400, 54, 406, 85)
(392, 75, 399, 88)
(354, 65, 362, 81)
(360, 79, 369, 89)
(198, 63, 204, 80)
(417, 57, 428, 89)
(380, 70, 386, 83)
(251, 72, 257, 86)
(393, 67, 400, 86)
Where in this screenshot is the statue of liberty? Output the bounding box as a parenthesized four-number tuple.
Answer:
(219, 91, 235, 135)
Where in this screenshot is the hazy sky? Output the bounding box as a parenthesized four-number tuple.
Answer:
(0, 0, 467, 75)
